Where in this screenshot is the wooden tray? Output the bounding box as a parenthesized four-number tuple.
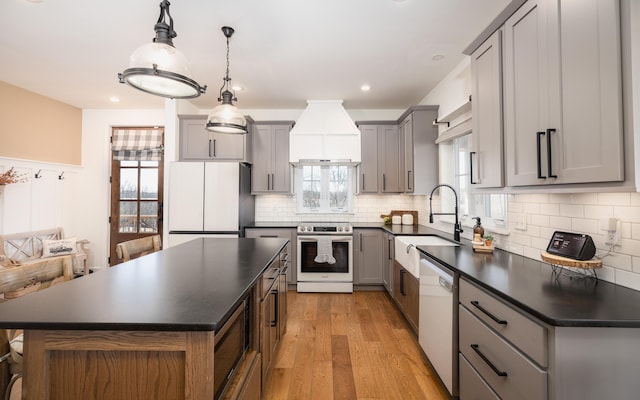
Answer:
(380, 210, 418, 225)
(540, 252, 602, 269)
(473, 243, 494, 253)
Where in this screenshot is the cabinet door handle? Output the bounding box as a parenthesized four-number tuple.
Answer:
(470, 301, 508, 325)
(270, 289, 278, 327)
(400, 269, 406, 296)
(266, 174, 270, 190)
(388, 238, 393, 260)
(362, 173, 365, 191)
(470, 151, 477, 184)
(208, 139, 212, 158)
(383, 174, 386, 191)
(546, 128, 557, 178)
(407, 170, 413, 191)
(213, 139, 217, 157)
(471, 344, 508, 377)
(536, 131, 546, 179)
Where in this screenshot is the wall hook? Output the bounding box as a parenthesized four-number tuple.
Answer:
(35, 169, 42, 179)
(58, 171, 65, 180)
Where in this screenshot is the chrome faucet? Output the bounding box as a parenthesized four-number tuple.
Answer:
(429, 184, 463, 242)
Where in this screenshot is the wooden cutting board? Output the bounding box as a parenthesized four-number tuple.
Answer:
(379, 210, 418, 225)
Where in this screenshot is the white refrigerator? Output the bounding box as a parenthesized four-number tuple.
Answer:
(168, 162, 254, 246)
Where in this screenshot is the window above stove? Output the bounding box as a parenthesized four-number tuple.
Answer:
(295, 164, 354, 214)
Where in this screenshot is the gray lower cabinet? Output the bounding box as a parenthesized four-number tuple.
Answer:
(381, 231, 394, 294)
(358, 124, 402, 193)
(459, 278, 548, 400)
(245, 228, 296, 284)
(470, 29, 504, 188)
(353, 229, 384, 285)
(399, 107, 439, 194)
(179, 115, 249, 161)
(502, 0, 623, 186)
(459, 277, 640, 400)
(251, 122, 293, 194)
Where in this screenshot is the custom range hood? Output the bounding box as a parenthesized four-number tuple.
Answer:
(289, 100, 361, 164)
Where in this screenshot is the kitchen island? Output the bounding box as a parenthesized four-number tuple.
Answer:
(0, 237, 288, 400)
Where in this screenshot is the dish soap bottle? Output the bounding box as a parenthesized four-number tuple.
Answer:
(472, 217, 484, 243)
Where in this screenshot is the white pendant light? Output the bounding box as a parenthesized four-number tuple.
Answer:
(206, 26, 247, 134)
(118, 0, 206, 99)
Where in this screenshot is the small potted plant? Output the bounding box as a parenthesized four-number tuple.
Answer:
(484, 234, 494, 247)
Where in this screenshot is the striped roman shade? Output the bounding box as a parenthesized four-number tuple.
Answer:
(112, 128, 163, 161)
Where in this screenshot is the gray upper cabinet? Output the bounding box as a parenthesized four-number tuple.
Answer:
(503, 0, 623, 186)
(359, 125, 379, 193)
(357, 124, 402, 193)
(378, 125, 402, 193)
(470, 29, 504, 188)
(400, 107, 439, 195)
(251, 122, 293, 194)
(179, 115, 247, 161)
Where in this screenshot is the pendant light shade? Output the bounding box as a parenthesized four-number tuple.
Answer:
(206, 26, 247, 134)
(118, 0, 206, 99)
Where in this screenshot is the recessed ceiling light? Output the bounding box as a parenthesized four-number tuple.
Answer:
(109, 96, 120, 103)
(360, 84, 371, 92)
(432, 54, 445, 61)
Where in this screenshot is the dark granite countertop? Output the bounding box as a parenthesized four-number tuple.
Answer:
(418, 244, 640, 328)
(0, 238, 288, 332)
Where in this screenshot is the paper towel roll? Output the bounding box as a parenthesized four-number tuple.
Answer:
(402, 214, 413, 225)
(392, 215, 402, 225)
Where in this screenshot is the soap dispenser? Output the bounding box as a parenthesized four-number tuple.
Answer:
(472, 217, 484, 243)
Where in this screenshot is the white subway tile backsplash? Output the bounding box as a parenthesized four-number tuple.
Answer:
(549, 194, 572, 204)
(632, 224, 640, 240)
(631, 193, 640, 207)
(598, 193, 631, 206)
(528, 214, 550, 228)
(548, 216, 572, 230)
(583, 205, 614, 219)
(570, 193, 598, 205)
(571, 218, 599, 235)
(633, 257, 640, 273)
(559, 204, 584, 218)
(614, 269, 640, 292)
(539, 203, 560, 216)
(601, 252, 633, 272)
(523, 202, 541, 214)
(614, 206, 640, 224)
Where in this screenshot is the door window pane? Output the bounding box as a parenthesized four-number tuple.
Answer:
(140, 169, 158, 199)
(119, 201, 138, 233)
(140, 202, 158, 232)
(120, 169, 138, 200)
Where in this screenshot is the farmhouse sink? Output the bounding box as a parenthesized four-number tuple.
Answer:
(394, 235, 459, 278)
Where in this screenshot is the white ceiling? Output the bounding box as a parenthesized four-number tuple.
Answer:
(0, 0, 511, 111)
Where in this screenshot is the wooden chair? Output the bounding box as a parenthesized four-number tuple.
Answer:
(0, 255, 74, 400)
(115, 235, 162, 263)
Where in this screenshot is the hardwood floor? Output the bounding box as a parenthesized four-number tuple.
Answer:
(263, 290, 449, 400)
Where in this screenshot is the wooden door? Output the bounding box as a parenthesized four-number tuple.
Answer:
(109, 127, 164, 266)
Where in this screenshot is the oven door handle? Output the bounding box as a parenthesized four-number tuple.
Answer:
(297, 236, 353, 242)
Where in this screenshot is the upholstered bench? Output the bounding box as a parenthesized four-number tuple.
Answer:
(0, 227, 90, 276)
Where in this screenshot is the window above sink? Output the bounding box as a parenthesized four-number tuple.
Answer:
(295, 164, 354, 214)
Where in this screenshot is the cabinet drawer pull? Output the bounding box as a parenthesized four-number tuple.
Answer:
(470, 301, 508, 325)
(260, 235, 278, 238)
(471, 344, 508, 377)
(469, 151, 477, 184)
(536, 131, 546, 179)
(546, 128, 557, 178)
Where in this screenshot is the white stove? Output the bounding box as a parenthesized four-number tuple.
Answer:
(296, 222, 354, 293)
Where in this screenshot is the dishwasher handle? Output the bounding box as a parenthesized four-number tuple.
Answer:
(439, 276, 453, 292)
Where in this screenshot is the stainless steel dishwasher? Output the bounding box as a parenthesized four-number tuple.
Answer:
(419, 253, 459, 398)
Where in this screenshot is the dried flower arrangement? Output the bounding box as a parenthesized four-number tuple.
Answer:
(0, 168, 28, 185)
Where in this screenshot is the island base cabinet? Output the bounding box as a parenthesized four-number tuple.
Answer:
(22, 330, 215, 400)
